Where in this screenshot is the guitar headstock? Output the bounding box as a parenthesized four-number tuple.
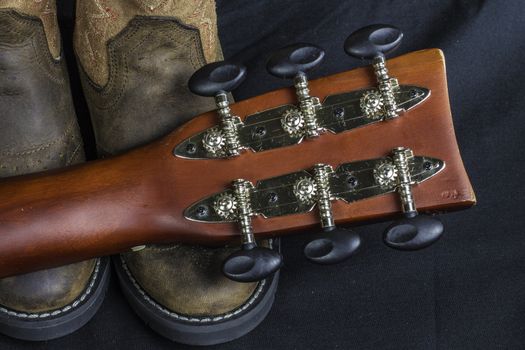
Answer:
(160, 25, 475, 282)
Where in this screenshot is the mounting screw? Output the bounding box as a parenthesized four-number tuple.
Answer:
(423, 161, 433, 171)
(196, 205, 209, 218)
(346, 174, 359, 188)
(268, 192, 279, 204)
(410, 89, 418, 98)
(186, 142, 197, 154)
(333, 107, 345, 119)
(253, 126, 267, 139)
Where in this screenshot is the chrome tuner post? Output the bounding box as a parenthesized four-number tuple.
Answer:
(303, 164, 361, 265)
(344, 24, 404, 120)
(221, 179, 283, 283)
(267, 43, 325, 139)
(188, 61, 246, 157)
(383, 147, 444, 250)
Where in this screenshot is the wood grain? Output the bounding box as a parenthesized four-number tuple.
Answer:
(0, 49, 475, 277)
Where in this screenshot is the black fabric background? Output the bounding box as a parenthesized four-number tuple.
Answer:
(2, 0, 525, 349)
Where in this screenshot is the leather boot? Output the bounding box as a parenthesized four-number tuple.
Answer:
(74, 1, 278, 345)
(0, 2, 110, 341)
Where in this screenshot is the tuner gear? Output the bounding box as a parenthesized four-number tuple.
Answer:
(281, 108, 305, 138)
(213, 193, 237, 220)
(360, 90, 384, 120)
(202, 127, 226, 156)
(293, 176, 317, 204)
(373, 160, 398, 188)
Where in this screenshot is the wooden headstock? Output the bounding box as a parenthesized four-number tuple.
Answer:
(0, 48, 475, 279)
(167, 48, 474, 235)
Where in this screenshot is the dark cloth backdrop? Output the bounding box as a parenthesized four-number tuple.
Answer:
(2, 0, 525, 349)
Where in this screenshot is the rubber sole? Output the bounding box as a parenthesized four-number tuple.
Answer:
(0, 257, 111, 341)
(113, 241, 280, 346)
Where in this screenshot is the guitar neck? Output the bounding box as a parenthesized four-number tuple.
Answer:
(0, 49, 476, 278)
(0, 143, 181, 277)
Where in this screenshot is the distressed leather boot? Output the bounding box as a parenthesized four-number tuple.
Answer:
(0, 2, 110, 341)
(74, 0, 278, 345)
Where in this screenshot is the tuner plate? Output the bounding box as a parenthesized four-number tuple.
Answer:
(184, 154, 444, 223)
(173, 85, 430, 159)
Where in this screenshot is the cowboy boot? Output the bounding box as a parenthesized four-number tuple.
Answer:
(0, 2, 110, 341)
(74, 0, 279, 345)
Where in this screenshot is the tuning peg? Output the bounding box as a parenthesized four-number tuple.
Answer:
(223, 242, 283, 282)
(221, 179, 283, 282)
(267, 44, 325, 138)
(188, 61, 247, 157)
(344, 24, 403, 60)
(384, 213, 443, 250)
(266, 43, 325, 79)
(344, 24, 403, 120)
(301, 164, 361, 264)
(188, 60, 246, 97)
(383, 147, 444, 250)
(304, 227, 361, 264)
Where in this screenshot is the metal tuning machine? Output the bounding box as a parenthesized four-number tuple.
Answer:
(344, 24, 404, 120)
(266, 43, 325, 139)
(185, 149, 445, 272)
(175, 29, 430, 160)
(219, 179, 283, 283)
(383, 147, 444, 250)
(302, 164, 362, 264)
(188, 61, 247, 158)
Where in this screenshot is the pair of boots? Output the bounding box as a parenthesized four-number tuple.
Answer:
(0, 1, 278, 345)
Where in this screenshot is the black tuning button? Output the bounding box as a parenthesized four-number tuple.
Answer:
(266, 43, 325, 79)
(304, 227, 361, 264)
(223, 243, 283, 283)
(344, 24, 403, 60)
(384, 212, 443, 250)
(188, 60, 247, 97)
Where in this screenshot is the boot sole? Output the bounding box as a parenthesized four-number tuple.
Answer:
(113, 241, 280, 346)
(0, 257, 111, 341)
